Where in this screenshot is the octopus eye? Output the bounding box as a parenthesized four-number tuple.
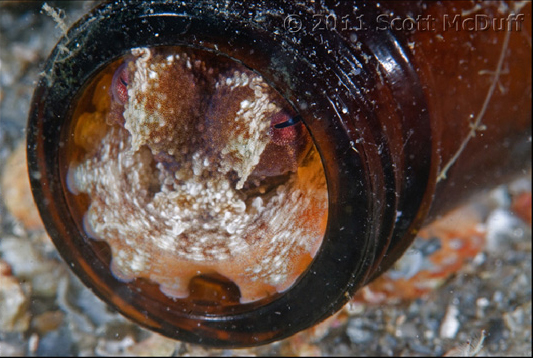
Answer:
(111, 62, 130, 105)
(273, 114, 302, 129)
(270, 111, 304, 146)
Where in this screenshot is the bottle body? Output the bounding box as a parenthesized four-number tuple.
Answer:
(355, 0, 532, 275)
(406, 1, 531, 217)
(26, 0, 531, 347)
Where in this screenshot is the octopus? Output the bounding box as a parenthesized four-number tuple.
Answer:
(66, 47, 328, 303)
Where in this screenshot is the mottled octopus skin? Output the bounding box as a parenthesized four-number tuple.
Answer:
(68, 47, 328, 303)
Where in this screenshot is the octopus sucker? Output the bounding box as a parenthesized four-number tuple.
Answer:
(66, 46, 328, 304)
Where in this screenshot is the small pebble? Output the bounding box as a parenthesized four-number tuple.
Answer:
(440, 305, 460, 339)
(0, 260, 31, 332)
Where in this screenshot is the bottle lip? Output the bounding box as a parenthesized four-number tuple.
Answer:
(26, 0, 434, 347)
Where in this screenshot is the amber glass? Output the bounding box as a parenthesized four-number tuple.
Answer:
(27, 0, 531, 347)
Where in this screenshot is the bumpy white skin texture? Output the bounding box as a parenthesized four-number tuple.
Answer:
(68, 47, 328, 303)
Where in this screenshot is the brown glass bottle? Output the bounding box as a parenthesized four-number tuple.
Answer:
(27, 0, 531, 347)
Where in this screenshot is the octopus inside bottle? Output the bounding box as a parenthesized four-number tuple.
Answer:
(61, 46, 328, 307)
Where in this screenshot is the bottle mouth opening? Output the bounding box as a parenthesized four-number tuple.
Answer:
(59, 45, 329, 314)
(27, 0, 383, 346)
